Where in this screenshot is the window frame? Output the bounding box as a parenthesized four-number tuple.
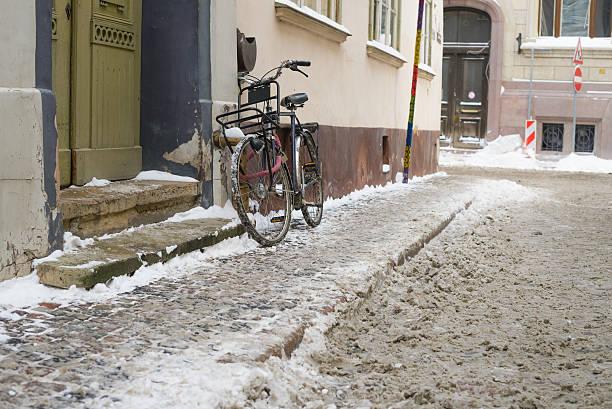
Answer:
(539, 0, 612, 38)
(419, 0, 433, 67)
(369, 0, 402, 50)
(291, 0, 343, 23)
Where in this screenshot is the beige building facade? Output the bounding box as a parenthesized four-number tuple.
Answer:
(442, 0, 612, 158)
(222, 0, 444, 201)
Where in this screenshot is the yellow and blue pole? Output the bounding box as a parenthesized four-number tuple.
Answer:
(403, 0, 426, 183)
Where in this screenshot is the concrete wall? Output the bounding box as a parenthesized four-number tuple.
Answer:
(225, 0, 443, 202)
(0, 0, 62, 282)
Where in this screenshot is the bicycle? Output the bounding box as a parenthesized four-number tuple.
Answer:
(215, 60, 324, 246)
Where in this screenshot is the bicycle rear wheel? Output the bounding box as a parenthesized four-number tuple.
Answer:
(298, 130, 323, 227)
(231, 136, 293, 246)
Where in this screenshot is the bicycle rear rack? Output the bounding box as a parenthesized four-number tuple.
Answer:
(215, 107, 279, 154)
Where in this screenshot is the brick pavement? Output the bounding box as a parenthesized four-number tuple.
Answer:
(0, 175, 481, 408)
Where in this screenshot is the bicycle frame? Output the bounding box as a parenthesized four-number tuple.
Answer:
(217, 61, 318, 204)
(235, 78, 308, 198)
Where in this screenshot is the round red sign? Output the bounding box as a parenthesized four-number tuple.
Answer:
(574, 66, 582, 92)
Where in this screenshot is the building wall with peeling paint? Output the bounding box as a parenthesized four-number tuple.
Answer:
(140, 1, 204, 194)
(0, 0, 63, 282)
(140, 0, 237, 208)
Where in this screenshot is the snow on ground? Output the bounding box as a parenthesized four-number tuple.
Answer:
(100, 177, 537, 409)
(440, 134, 612, 173)
(0, 174, 442, 313)
(0, 234, 259, 312)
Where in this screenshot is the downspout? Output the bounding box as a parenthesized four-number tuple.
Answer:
(403, 0, 426, 183)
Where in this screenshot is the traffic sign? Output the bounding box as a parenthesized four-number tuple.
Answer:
(574, 65, 582, 92)
(574, 38, 583, 64)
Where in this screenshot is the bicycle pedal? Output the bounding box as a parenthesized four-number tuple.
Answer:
(270, 216, 285, 223)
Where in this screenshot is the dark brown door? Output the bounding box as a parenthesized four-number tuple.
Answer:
(441, 53, 489, 145)
(442, 7, 491, 147)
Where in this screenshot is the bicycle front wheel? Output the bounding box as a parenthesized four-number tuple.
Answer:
(298, 130, 323, 227)
(231, 136, 293, 246)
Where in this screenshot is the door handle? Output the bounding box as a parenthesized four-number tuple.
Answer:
(65, 2, 71, 20)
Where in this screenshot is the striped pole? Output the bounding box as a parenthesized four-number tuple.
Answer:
(403, 0, 426, 183)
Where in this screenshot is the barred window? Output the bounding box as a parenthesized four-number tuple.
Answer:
(542, 123, 564, 152)
(575, 124, 595, 153)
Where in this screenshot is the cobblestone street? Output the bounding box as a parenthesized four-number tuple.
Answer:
(1, 169, 610, 408)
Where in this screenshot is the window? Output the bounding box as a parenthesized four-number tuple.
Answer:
(539, 0, 612, 37)
(420, 0, 433, 66)
(369, 0, 401, 49)
(542, 123, 564, 151)
(290, 0, 343, 22)
(443, 8, 491, 44)
(575, 124, 595, 153)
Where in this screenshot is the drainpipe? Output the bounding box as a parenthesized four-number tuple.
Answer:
(403, 0, 425, 183)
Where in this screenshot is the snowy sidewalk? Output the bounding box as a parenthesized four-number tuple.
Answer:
(0, 174, 509, 408)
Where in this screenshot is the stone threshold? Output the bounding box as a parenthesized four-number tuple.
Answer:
(37, 218, 245, 289)
(60, 180, 202, 239)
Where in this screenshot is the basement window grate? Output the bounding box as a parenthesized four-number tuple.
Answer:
(575, 125, 595, 153)
(542, 123, 564, 152)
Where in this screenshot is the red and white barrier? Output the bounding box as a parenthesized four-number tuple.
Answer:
(524, 120, 536, 158)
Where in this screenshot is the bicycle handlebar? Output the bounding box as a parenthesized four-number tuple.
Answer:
(242, 60, 312, 88)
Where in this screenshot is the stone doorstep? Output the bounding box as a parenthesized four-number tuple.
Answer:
(60, 180, 202, 239)
(37, 218, 245, 289)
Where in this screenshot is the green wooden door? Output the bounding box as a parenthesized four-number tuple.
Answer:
(52, 0, 72, 187)
(71, 0, 142, 185)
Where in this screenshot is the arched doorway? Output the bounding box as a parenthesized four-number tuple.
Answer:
(441, 8, 491, 147)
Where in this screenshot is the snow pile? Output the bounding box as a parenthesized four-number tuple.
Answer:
(63, 231, 95, 251)
(556, 153, 612, 173)
(441, 134, 612, 173)
(223, 126, 247, 139)
(92, 315, 334, 409)
(481, 134, 522, 155)
(165, 201, 238, 223)
(133, 170, 198, 183)
(83, 177, 111, 187)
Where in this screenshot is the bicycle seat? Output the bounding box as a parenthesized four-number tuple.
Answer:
(281, 93, 308, 109)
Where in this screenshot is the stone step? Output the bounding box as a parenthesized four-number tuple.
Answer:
(37, 218, 245, 289)
(60, 180, 201, 239)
